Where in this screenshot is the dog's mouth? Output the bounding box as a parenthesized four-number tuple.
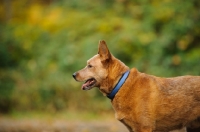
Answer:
(82, 78, 96, 90)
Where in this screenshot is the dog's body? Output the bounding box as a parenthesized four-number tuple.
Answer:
(112, 68, 200, 132)
(73, 40, 200, 132)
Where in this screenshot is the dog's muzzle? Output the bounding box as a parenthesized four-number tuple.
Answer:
(72, 72, 77, 80)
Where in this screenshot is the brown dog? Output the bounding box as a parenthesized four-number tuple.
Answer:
(72, 40, 200, 132)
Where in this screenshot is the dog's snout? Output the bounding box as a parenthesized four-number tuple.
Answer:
(72, 72, 77, 80)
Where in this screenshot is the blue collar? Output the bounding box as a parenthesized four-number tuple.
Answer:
(107, 71, 130, 100)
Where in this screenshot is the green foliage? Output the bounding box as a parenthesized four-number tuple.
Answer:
(0, 72, 15, 112)
(0, 0, 199, 113)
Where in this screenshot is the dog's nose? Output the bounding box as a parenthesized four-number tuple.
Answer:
(72, 72, 77, 80)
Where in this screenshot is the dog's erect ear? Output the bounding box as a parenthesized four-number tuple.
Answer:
(98, 40, 111, 62)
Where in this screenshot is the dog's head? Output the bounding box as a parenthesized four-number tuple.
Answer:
(73, 40, 129, 95)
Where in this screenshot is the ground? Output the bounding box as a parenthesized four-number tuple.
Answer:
(0, 112, 128, 132)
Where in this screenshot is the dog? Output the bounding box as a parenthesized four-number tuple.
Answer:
(72, 40, 200, 132)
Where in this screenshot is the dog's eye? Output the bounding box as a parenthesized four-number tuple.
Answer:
(87, 65, 93, 68)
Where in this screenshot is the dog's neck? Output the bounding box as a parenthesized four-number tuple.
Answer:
(99, 56, 130, 97)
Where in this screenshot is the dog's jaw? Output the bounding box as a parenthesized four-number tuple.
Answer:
(82, 78, 97, 90)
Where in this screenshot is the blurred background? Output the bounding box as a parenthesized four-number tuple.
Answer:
(0, 0, 199, 131)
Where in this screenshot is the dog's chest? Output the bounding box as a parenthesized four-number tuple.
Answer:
(112, 101, 128, 121)
(112, 100, 138, 127)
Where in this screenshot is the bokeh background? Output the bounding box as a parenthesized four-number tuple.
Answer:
(0, 0, 200, 131)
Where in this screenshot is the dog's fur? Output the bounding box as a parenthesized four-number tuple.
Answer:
(73, 40, 200, 132)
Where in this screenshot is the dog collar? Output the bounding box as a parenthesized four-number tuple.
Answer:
(107, 70, 130, 100)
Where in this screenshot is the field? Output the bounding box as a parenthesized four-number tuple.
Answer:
(0, 119, 127, 132)
(0, 111, 127, 132)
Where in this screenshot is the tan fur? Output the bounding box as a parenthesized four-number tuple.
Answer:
(73, 40, 200, 132)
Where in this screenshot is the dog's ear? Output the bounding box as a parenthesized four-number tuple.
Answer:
(98, 40, 111, 63)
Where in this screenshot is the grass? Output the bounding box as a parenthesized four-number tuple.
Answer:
(0, 110, 115, 122)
